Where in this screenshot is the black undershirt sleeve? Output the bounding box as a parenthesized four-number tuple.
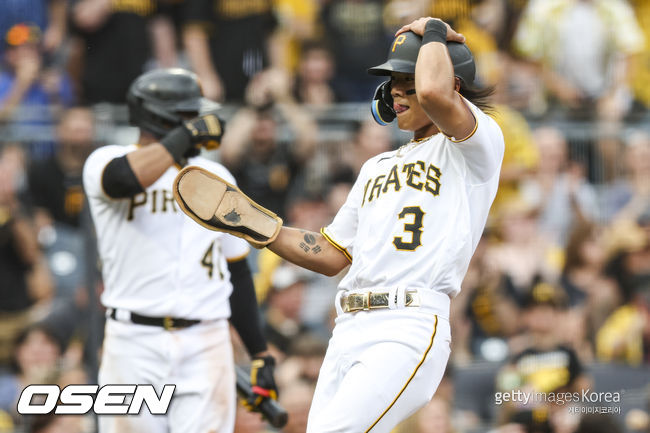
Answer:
(228, 258, 268, 356)
(101, 155, 144, 198)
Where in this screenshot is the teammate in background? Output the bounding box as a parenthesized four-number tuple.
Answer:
(82, 68, 278, 433)
(174, 17, 504, 433)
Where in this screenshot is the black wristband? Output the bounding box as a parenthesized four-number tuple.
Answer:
(228, 259, 268, 356)
(422, 19, 447, 45)
(160, 126, 193, 164)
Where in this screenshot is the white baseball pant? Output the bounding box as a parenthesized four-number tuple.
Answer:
(307, 289, 452, 433)
(98, 318, 235, 433)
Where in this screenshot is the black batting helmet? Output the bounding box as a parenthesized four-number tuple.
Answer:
(368, 31, 475, 86)
(126, 68, 220, 138)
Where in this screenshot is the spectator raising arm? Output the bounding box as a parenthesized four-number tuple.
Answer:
(220, 69, 317, 169)
(182, 23, 224, 101)
(42, 0, 67, 52)
(72, 0, 112, 33)
(0, 49, 40, 121)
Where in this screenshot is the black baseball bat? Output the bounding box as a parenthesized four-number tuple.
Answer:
(235, 365, 288, 428)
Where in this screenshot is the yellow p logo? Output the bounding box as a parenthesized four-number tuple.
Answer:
(391, 35, 406, 52)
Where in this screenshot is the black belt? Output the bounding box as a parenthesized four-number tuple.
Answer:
(108, 309, 201, 330)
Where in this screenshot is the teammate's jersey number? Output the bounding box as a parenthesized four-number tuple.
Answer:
(393, 206, 424, 251)
(201, 241, 224, 279)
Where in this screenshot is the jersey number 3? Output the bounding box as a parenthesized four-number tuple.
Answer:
(393, 206, 424, 251)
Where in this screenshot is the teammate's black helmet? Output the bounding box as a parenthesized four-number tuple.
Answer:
(368, 31, 475, 87)
(126, 68, 220, 138)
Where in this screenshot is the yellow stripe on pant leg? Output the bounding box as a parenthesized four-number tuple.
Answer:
(364, 315, 439, 433)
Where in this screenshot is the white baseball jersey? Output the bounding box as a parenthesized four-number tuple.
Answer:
(323, 99, 504, 298)
(83, 145, 249, 320)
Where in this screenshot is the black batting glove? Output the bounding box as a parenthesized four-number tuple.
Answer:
(183, 112, 224, 150)
(160, 112, 225, 165)
(246, 355, 278, 411)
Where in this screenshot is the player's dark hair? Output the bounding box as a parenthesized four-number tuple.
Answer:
(459, 82, 496, 114)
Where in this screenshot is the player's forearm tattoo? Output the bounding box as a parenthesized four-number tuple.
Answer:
(299, 231, 322, 254)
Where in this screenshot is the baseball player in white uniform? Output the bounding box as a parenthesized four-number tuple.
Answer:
(172, 18, 504, 433)
(83, 69, 278, 433)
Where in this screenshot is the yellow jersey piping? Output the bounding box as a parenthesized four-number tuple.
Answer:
(320, 228, 352, 262)
(364, 315, 439, 432)
(226, 251, 250, 263)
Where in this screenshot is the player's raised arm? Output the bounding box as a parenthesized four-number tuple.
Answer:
(173, 166, 351, 277)
(396, 18, 476, 142)
(97, 69, 224, 199)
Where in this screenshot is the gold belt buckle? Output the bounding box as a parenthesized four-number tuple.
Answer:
(341, 293, 370, 313)
(163, 317, 175, 330)
(342, 291, 392, 313)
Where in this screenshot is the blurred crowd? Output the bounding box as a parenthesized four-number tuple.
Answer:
(0, 0, 649, 432)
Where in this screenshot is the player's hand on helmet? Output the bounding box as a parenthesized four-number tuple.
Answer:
(243, 355, 278, 412)
(182, 112, 225, 151)
(395, 17, 465, 43)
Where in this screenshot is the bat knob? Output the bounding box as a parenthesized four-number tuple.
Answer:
(260, 398, 288, 428)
